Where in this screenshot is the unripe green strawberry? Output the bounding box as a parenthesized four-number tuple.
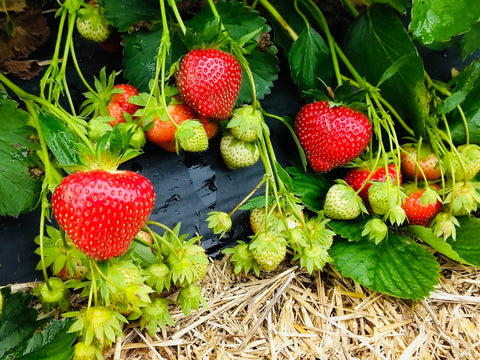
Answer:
(448, 181, 480, 216)
(73, 341, 102, 360)
(447, 144, 480, 181)
(34, 277, 70, 312)
(70, 306, 127, 349)
(76, 16, 111, 43)
(106, 261, 152, 316)
(368, 180, 404, 216)
(175, 120, 209, 152)
(177, 283, 208, 316)
(227, 105, 263, 142)
(167, 243, 209, 286)
(141, 298, 175, 336)
(145, 262, 171, 293)
(220, 135, 260, 170)
(296, 243, 331, 273)
(431, 211, 459, 240)
(222, 240, 260, 276)
(249, 232, 287, 271)
(323, 182, 365, 220)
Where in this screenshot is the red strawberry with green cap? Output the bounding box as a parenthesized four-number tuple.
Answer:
(402, 184, 442, 226)
(176, 48, 242, 120)
(294, 101, 372, 173)
(51, 169, 155, 261)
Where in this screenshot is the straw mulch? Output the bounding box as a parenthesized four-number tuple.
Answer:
(110, 255, 479, 360)
(11, 254, 480, 359)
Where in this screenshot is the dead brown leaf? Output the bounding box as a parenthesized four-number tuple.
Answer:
(0, 59, 43, 79)
(2, 0, 27, 13)
(0, 7, 50, 61)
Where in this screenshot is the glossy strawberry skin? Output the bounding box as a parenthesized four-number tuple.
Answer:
(106, 84, 140, 126)
(176, 49, 242, 121)
(294, 101, 372, 173)
(344, 164, 401, 204)
(145, 103, 196, 152)
(52, 170, 155, 261)
(402, 186, 442, 227)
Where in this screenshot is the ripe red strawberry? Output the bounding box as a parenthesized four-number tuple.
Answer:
(145, 102, 196, 152)
(294, 101, 372, 173)
(106, 84, 140, 126)
(176, 48, 242, 121)
(402, 185, 442, 226)
(198, 114, 219, 140)
(400, 144, 441, 181)
(344, 164, 401, 205)
(52, 170, 155, 261)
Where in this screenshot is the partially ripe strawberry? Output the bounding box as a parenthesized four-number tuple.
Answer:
(176, 48, 242, 120)
(145, 102, 195, 152)
(294, 101, 372, 173)
(401, 144, 441, 181)
(52, 170, 155, 261)
(344, 164, 401, 205)
(402, 184, 442, 226)
(220, 135, 260, 170)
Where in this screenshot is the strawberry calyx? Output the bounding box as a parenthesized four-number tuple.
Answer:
(227, 105, 264, 142)
(293, 242, 332, 274)
(206, 211, 232, 238)
(361, 217, 389, 244)
(222, 241, 260, 276)
(177, 283, 208, 316)
(65, 305, 127, 349)
(140, 298, 175, 336)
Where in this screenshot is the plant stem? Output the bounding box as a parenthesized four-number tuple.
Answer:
(258, 0, 298, 40)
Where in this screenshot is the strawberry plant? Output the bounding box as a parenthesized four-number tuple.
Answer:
(1, 0, 480, 357)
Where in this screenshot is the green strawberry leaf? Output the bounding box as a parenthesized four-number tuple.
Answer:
(447, 216, 480, 266)
(186, 1, 268, 43)
(38, 111, 81, 167)
(237, 45, 279, 104)
(405, 225, 471, 265)
(123, 28, 187, 93)
(446, 60, 480, 144)
(330, 233, 440, 301)
(360, 0, 410, 14)
(101, 0, 161, 32)
(328, 217, 372, 242)
(286, 166, 329, 212)
(461, 22, 480, 60)
(409, 0, 480, 46)
(0, 94, 42, 217)
(343, 5, 429, 137)
(288, 26, 333, 96)
(16, 318, 76, 360)
(0, 287, 50, 359)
